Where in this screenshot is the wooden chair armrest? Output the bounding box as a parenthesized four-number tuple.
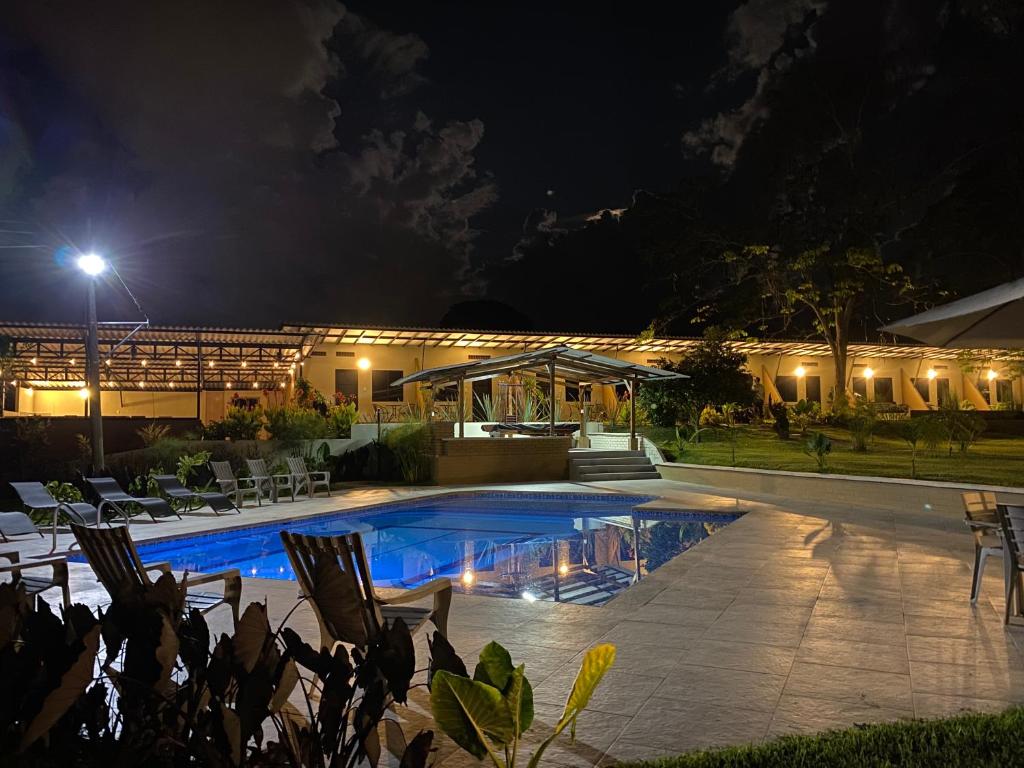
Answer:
(0, 556, 67, 579)
(0, 551, 19, 565)
(310, 470, 330, 480)
(376, 577, 452, 605)
(186, 569, 242, 588)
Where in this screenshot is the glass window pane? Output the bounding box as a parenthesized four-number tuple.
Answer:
(372, 370, 404, 402)
(874, 377, 894, 403)
(804, 376, 821, 403)
(776, 375, 798, 402)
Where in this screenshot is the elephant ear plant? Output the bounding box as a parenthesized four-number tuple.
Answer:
(428, 634, 616, 767)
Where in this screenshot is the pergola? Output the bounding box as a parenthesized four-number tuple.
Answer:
(390, 345, 686, 448)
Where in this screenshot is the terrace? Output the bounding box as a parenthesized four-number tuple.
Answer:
(4, 476, 1021, 765)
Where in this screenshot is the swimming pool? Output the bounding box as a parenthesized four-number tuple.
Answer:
(115, 491, 740, 606)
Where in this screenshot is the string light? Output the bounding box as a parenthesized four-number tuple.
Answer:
(175, 359, 182, 367)
(226, 381, 233, 389)
(241, 361, 247, 368)
(139, 380, 146, 388)
(30, 357, 36, 365)
(105, 359, 111, 366)
(273, 362, 279, 368)
(69, 358, 75, 366)
(140, 360, 147, 367)
(252, 382, 259, 389)
(279, 382, 286, 389)
(209, 361, 215, 368)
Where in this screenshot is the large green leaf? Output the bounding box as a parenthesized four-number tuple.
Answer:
(20, 624, 101, 751)
(430, 670, 514, 760)
(506, 664, 535, 736)
(526, 644, 616, 768)
(474, 641, 515, 690)
(234, 602, 271, 673)
(474, 643, 534, 735)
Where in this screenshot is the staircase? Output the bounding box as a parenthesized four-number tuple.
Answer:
(528, 565, 636, 606)
(569, 448, 661, 482)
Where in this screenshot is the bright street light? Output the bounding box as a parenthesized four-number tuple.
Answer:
(77, 253, 107, 276)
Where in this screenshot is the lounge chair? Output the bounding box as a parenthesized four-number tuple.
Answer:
(962, 491, 1004, 602)
(210, 460, 262, 507)
(280, 530, 450, 653)
(86, 477, 179, 522)
(72, 523, 241, 625)
(10, 482, 112, 550)
(0, 551, 70, 607)
(152, 475, 241, 515)
(287, 457, 331, 498)
(246, 458, 294, 502)
(0, 511, 44, 543)
(997, 504, 1024, 625)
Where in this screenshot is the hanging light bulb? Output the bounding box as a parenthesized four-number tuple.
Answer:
(175, 359, 182, 367)
(140, 359, 147, 367)
(30, 357, 37, 365)
(279, 381, 286, 388)
(241, 361, 247, 368)
(139, 380, 146, 388)
(226, 381, 233, 389)
(252, 381, 259, 389)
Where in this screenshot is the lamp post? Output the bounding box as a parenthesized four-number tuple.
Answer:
(78, 253, 106, 471)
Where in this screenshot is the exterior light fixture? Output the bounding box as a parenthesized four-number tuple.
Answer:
(139, 380, 146, 388)
(78, 387, 89, 400)
(357, 357, 371, 370)
(461, 570, 475, 586)
(252, 382, 259, 389)
(558, 563, 569, 576)
(863, 367, 874, 380)
(226, 381, 233, 389)
(987, 369, 998, 381)
(794, 366, 806, 378)
(77, 253, 107, 276)
(927, 369, 937, 380)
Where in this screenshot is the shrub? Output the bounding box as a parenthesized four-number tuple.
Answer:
(428, 635, 615, 767)
(221, 405, 265, 439)
(382, 422, 432, 483)
(264, 405, 329, 443)
(44, 480, 82, 503)
(615, 706, 1024, 768)
(326, 402, 358, 438)
(136, 421, 170, 446)
(934, 397, 987, 455)
(638, 328, 756, 427)
(0, 580, 432, 768)
(803, 431, 832, 472)
(845, 398, 878, 451)
(769, 401, 790, 440)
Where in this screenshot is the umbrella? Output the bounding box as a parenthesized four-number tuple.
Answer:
(881, 277, 1024, 347)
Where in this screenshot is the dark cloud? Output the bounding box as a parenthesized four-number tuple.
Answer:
(0, 1, 496, 326)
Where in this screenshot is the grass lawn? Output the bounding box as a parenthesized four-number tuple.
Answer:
(634, 424, 1024, 488)
(614, 707, 1024, 767)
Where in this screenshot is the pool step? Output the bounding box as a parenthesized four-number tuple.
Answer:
(528, 565, 637, 606)
(569, 449, 660, 481)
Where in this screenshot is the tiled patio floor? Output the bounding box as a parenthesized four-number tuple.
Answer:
(5, 478, 1024, 765)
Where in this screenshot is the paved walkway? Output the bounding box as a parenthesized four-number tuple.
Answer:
(4, 479, 1023, 766)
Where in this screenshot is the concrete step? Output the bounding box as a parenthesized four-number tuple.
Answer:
(576, 462, 657, 474)
(578, 470, 662, 481)
(568, 449, 645, 459)
(571, 456, 652, 466)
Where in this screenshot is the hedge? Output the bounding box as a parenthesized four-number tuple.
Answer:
(614, 707, 1024, 768)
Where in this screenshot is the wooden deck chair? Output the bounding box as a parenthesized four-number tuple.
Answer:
(246, 458, 295, 502)
(963, 491, 1004, 603)
(280, 530, 451, 654)
(287, 457, 331, 498)
(72, 523, 241, 625)
(87, 477, 179, 522)
(153, 475, 241, 515)
(996, 504, 1024, 625)
(0, 551, 70, 608)
(210, 460, 262, 507)
(11, 481, 114, 550)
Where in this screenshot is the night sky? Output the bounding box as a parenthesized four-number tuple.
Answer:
(1, 2, 1021, 335)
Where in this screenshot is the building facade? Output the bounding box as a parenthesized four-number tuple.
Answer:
(2, 321, 1021, 421)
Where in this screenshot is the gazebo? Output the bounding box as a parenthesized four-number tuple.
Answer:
(391, 345, 685, 450)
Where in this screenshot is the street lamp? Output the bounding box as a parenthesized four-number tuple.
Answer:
(78, 252, 106, 471)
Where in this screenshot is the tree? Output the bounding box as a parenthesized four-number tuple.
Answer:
(725, 242, 914, 400)
(0, 335, 15, 418)
(638, 329, 755, 427)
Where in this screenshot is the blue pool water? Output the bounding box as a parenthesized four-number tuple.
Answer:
(103, 492, 740, 605)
